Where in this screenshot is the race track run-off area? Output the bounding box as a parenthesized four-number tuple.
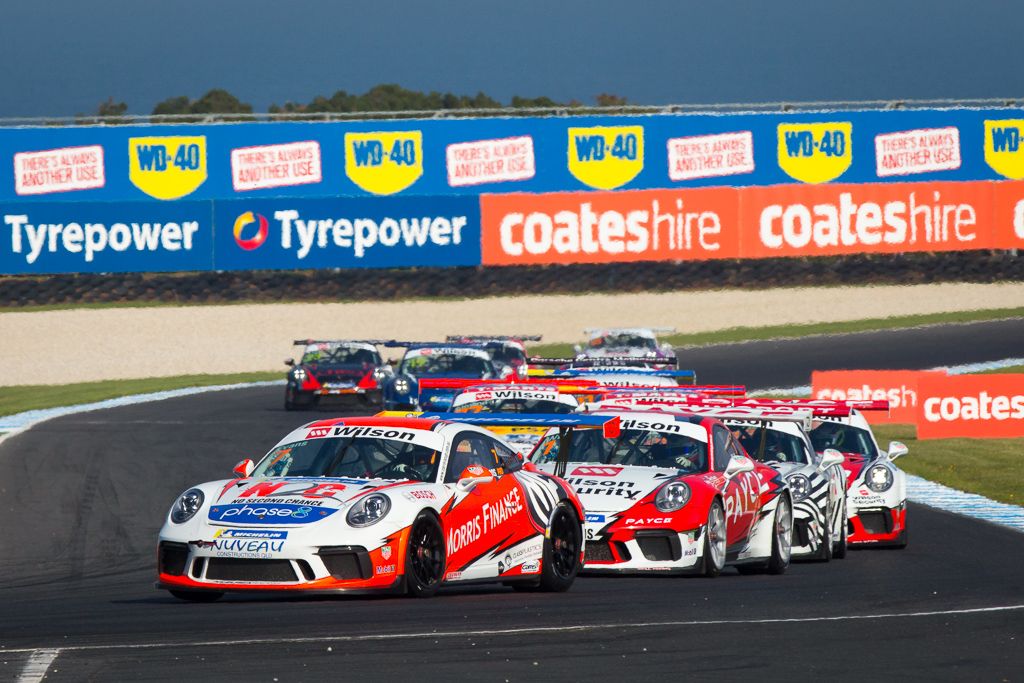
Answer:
(1, 323, 1023, 681)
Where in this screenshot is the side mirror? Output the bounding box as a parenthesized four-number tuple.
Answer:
(820, 448, 845, 469)
(233, 458, 255, 478)
(887, 441, 909, 461)
(724, 454, 755, 479)
(284, 358, 295, 367)
(455, 465, 494, 492)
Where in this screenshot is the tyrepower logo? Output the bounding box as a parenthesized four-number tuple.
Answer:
(811, 370, 944, 424)
(233, 212, 269, 251)
(744, 181, 989, 258)
(480, 188, 739, 265)
(917, 374, 1024, 439)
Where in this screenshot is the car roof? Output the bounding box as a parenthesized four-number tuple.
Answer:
(306, 416, 445, 431)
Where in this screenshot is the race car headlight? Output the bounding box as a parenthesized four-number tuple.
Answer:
(655, 482, 690, 512)
(170, 488, 204, 524)
(787, 474, 811, 502)
(865, 464, 894, 492)
(292, 368, 307, 382)
(393, 377, 411, 395)
(372, 367, 388, 382)
(346, 494, 391, 527)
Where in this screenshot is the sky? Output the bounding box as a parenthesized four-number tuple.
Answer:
(1, 0, 1022, 118)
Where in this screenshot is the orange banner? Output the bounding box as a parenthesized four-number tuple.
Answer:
(480, 179, 1018, 265)
(740, 181, 995, 258)
(916, 374, 1024, 440)
(811, 370, 945, 424)
(480, 188, 741, 265)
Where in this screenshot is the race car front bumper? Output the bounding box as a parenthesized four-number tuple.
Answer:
(582, 523, 705, 574)
(790, 499, 827, 559)
(848, 504, 906, 545)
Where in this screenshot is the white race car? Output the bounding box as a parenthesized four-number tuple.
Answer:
(157, 414, 612, 601)
(575, 327, 677, 363)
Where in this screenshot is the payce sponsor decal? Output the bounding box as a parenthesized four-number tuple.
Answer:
(480, 188, 738, 266)
(568, 125, 644, 190)
(129, 136, 207, 200)
(777, 122, 852, 184)
(0, 202, 210, 273)
(917, 374, 1024, 439)
(345, 131, 423, 195)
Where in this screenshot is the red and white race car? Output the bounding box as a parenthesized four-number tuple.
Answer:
(157, 414, 613, 601)
(523, 408, 795, 576)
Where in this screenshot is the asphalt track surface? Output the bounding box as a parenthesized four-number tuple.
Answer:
(2, 319, 1023, 681)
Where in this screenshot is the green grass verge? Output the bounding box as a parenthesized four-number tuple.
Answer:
(872, 424, 1024, 506)
(527, 306, 1024, 357)
(978, 364, 1024, 374)
(0, 372, 281, 418)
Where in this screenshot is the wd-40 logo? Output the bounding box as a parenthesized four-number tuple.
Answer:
(984, 120, 1024, 179)
(128, 136, 207, 200)
(344, 131, 423, 195)
(567, 125, 644, 190)
(777, 123, 852, 184)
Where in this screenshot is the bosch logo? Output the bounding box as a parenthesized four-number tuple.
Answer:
(571, 466, 623, 477)
(233, 211, 269, 251)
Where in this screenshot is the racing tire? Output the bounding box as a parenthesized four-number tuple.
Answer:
(405, 512, 446, 598)
(536, 503, 583, 592)
(892, 526, 908, 550)
(833, 512, 849, 559)
(169, 589, 223, 602)
(813, 513, 833, 562)
(700, 499, 727, 578)
(284, 387, 314, 411)
(765, 495, 794, 575)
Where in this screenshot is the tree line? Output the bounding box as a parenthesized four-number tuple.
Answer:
(86, 86, 630, 122)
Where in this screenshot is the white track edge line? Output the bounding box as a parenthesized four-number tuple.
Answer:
(16, 648, 59, 683)
(1, 604, 1021, 655)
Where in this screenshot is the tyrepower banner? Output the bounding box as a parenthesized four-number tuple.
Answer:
(917, 374, 1024, 439)
(812, 370, 945, 424)
(480, 179, 1021, 265)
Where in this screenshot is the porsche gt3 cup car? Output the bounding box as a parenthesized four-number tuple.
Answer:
(574, 327, 677, 364)
(445, 335, 542, 378)
(449, 384, 582, 455)
(284, 340, 386, 411)
(808, 407, 909, 548)
(524, 408, 794, 576)
(157, 415, 612, 601)
(380, 342, 503, 411)
(530, 356, 697, 387)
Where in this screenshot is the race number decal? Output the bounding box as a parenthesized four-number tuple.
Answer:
(568, 125, 644, 190)
(344, 131, 423, 195)
(128, 136, 207, 200)
(777, 122, 852, 184)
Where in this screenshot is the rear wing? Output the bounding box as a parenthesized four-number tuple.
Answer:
(293, 338, 394, 346)
(383, 340, 485, 349)
(445, 334, 543, 343)
(583, 327, 676, 335)
(603, 386, 746, 397)
(553, 367, 698, 385)
(591, 394, 885, 418)
(419, 377, 607, 397)
(528, 356, 677, 367)
(419, 412, 622, 477)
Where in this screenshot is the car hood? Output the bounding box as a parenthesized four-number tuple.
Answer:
(205, 476, 403, 526)
(544, 463, 687, 514)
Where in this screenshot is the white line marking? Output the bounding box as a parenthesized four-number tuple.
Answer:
(17, 648, 59, 683)
(907, 475, 1024, 533)
(1, 604, 1021, 655)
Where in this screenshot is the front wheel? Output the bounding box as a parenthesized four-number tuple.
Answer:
(169, 589, 223, 602)
(537, 503, 582, 592)
(813, 513, 833, 562)
(405, 512, 445, 598)
(700, 499, 726, 578)
(833, 509, 849, 559)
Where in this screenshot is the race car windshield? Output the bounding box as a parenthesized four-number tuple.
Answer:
(487, 345, 527, 365)
(254, 437, 441, 482)
(302, 346, 380, 366)
(589, 334, 657, 350)
(400, 353, 493, 377)
(808, 422, 879, 458)
(453, 398, 574, 414)
(729, 426, 809, 464)
(531, 428, 708, 473)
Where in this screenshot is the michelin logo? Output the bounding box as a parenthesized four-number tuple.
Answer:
(273, 209, 467, 259)
(5, 213, 200, 265)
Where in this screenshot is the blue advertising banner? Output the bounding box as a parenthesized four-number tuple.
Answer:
(213, 195, 480, 271)
(1, 107, 1023, 205)
(0, 200, 212, 274)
